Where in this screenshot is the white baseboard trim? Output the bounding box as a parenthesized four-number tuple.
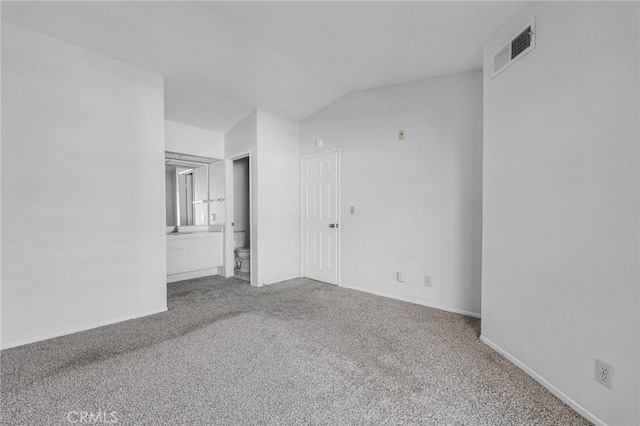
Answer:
(263, 274, 302, 286)
(340, 284, 481, 319)
(1, 307, 168, 350)
(480, 335, 607, 426)
(167, 268, 219, 283)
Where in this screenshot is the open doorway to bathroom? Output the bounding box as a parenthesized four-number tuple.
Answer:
(232, 156, 251, 282)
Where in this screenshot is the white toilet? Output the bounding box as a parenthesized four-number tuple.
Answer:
(233, 231, 250, 273)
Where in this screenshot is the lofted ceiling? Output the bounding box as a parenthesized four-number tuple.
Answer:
(2, 1, 525, 133)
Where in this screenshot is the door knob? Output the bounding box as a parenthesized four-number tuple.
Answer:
(329, 223, 339, 228)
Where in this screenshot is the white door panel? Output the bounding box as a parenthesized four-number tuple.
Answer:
(302, 151, 338, 284)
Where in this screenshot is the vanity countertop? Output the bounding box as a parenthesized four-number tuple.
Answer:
(166, 231, 221, 239)
(166, 225, 223, 235)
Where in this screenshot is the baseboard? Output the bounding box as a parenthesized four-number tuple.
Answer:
(1, 307, 168, 350)
(340, 284, 481, 319)
(167, 268, 219, 283)
(479, 335, 607, 426)
(263, 274, 302, 286)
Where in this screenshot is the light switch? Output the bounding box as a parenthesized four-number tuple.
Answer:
(350, 206, 356, 215)
(399, 130, 405, 140)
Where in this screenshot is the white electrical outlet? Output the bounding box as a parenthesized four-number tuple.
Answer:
(595, 359, 613, 389)
(424, 276, 432, 287)
(397, 272, 405, 283)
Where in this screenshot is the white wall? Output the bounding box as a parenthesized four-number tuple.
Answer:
(256, 110, 301, 285)
(1, 22, 167, 349)
(481, 3, 639, 425)
(225, 111, 257, 158)
(301, 70, 483, 317)
(225, 109, 301, 286)
(1, 10, 4, 344)
(165, 120, 224, 159)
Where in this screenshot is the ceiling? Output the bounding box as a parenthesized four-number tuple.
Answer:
(2, 1, 525, 133)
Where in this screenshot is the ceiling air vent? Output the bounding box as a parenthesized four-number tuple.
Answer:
(491, 18, 536, 78)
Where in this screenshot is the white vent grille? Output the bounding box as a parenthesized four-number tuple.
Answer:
(491, 18, 536, 78)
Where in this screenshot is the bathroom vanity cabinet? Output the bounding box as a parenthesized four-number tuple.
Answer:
(167, 232, 222, 281)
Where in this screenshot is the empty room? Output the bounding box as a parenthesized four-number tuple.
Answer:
(1, 1, 638, 425)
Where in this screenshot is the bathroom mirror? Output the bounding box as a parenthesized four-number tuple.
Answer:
(165, 152, 219, 227)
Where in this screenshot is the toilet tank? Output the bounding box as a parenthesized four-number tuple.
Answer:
(233, 231, 246, 248)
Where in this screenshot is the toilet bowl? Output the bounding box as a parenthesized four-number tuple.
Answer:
(233, 231, 250, 273)
(235, 247, 250, 273)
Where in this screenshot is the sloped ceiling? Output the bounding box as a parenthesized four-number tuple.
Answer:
(2, 1, 525, 132)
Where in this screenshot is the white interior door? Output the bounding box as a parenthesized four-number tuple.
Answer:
(302, 151, 339, 284)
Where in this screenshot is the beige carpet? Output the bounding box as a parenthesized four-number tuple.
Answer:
(1, 276, 590, 425)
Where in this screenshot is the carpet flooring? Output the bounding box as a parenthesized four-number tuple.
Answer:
(1, 276, 590, 425)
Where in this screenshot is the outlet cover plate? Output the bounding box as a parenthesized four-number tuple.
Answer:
(397, 272, 405, 283)
(595, 359, 613, 389)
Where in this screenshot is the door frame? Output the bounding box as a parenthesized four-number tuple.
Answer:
(300, 149, 341, 285)
(226, 150, 255, 286)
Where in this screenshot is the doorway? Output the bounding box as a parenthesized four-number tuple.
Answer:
(232, 156, 251, 282)
(301, 150, 339, 285)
